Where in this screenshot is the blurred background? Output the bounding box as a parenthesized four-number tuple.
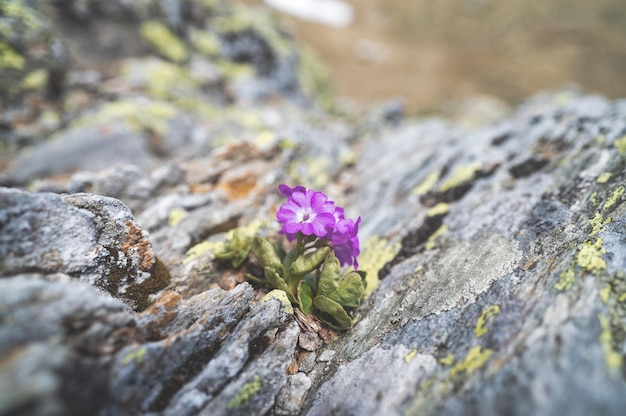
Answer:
(248, 0, 626, 114)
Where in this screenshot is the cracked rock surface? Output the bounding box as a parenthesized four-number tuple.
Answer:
(1, 1, 626, 415)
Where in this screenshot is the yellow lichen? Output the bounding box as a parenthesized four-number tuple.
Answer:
(189, 28, 220, 56)
(425, 224, 448, 250)
(21, 68, 47, 89)
(427, 202, 449, 217)
(439, 163, 482, 192)
(598, 314, 623, 372)
(0, 42, 25, 69)
(227, 375, 263, 409)
(575, 238, 606, 275)
(449, 346, 493, 378)
(618, 293, 626, 303)
(439, 354, 455, 366)
(182, 241, 219, 265)
(261, 289, 294, 315)
(554, 265, 575, 291)
(589, 212, 611, 237)
(141, 21, 188, 62)
(614, 135, 626, 155)
(589, 191, 599, 206)
(216, 59, 253, 79)
(596, 172, 612, 184)
(168, 208, 188, 227)
(603, 185, 624, 210)
(298, 45, 333, 108)
(358, 236, 401, 297)
(411, 171, 440, 196)
(404, 349, 418, 363)
(144, 59, 198, 100)
(121, 347, 147, 365)
(599, 284, 611, 304)
(287, 156, 331, 189)
(474, 305, 500, 338)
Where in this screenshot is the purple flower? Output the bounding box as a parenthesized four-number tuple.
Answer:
(331, 216, 361, 269)
(276, 185, 336, 237)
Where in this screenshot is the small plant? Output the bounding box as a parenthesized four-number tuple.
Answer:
(248, 184, 365, 330)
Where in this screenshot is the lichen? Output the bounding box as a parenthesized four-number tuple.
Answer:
(168, 208, 188, 227)
(427, 202, 449, 217)
(575, 238, 606, 275)
(603, 185, 624, 211)
(227, 374, 263, 409)
(598, 314, 623, 372)
(287, 156, 332, 189)
(0, 42, 25, 69)
(189, 28, 220, 56)
(554, 264, 575, 291)
(449, 346, 493, 378)
(358, 236, 401, 296)
(474, 304, 500, 338)
(614, 135, 626, 156)
(404, 349, 418, 363)
(121, 347, 147, 365)
(425, 224, 448, 250)
(439, 163, 482, 192)
(261, 289, 294, 315)
(589, 212, 611, 237)
(141, 21, 188, 62)
(412, 171, 440, 196)
(438, 354, 455, 366)
(596, 172, 612, 184)
(69, 99, 178, 135)
(298, 45, 334, 109)
(600, 284, 611, 304)
(21, 68, 47, 89)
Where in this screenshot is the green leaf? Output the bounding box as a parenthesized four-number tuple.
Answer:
(251, 236, 284, 276)
(317, 253, 340, 297)
(298, 280, 314, 315)
(244, 273, 266, 285)
(327, 271, 364, 308)
(289, 247, 330, 278)
(264, 267, 298, 304)
(313, 295, 353, 330)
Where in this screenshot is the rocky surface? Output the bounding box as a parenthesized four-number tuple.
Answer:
(1, 1, 626, 416)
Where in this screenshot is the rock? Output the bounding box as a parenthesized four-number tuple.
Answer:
(0, 188, 170, 309)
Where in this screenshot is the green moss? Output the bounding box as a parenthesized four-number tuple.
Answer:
(427, 202, 449, 217)
(227, 375, 263, 409)
(449, 346, 493, 378)
(21, 68, 47, 89)
(0, 42, 25, 69)
(603, 185, 624, 211)
(439, 163, 482, 192)
(554, 265, 575, 291)
(141, 21, 188, 62)
(261, 289, 294, 315)
(614, 135, 626, 155)
(121, 347, 147, 365)
(596, 172, 612, 184)
(598, 314, 623, 372)
(412, 171, 440, 196)
(358, 236, 401, 297)
(425, 224, 448, 250)
(474, 305, 500, 338)
(575, 238, 606, 275)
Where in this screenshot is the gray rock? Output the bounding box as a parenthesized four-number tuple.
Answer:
(0, 188, 170, 309)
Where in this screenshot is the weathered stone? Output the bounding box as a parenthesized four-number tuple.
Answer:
(0, 188, 169, 309)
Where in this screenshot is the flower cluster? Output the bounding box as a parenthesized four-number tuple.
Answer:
(276, 184, 361, 268)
